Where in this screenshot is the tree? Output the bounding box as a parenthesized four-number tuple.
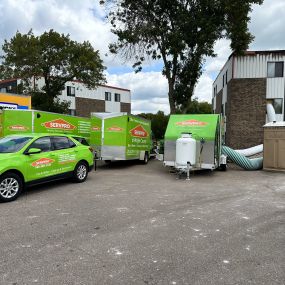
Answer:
(184, 97, 212, 114)
(31, 91, 71, 114)
(138, 111, 169, 140)
(1, 29, 106, 113)
(102, 0, 263, 113)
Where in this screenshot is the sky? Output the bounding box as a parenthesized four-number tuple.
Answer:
(0, 0, 285, 114)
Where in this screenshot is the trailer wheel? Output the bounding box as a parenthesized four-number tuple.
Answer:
(0, 172, 23, 202)
(219, 164, 227, 171)
(143, 152, 149, 164)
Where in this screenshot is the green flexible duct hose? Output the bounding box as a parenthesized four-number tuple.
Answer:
(222, 146, 263, 170)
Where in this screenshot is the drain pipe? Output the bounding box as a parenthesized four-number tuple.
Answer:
(267, 103, 276, 123)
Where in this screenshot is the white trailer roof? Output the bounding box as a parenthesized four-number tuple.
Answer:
(91, 112, 127, 119)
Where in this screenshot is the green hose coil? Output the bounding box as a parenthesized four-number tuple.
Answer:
(222, 146, 263, 170)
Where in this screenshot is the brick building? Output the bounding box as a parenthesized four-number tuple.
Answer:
(212, 50, 285, 149)
(0, 78, 131, 117)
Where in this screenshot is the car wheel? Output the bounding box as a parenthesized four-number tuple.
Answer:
(0, 172, 23, 202)
(143, 152, 149, 164)
(74, 162, 88, 183)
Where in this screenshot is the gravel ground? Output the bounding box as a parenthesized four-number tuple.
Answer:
(0, 159, 284, 285)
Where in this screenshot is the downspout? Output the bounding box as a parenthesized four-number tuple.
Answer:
(266, 103, 276, 123)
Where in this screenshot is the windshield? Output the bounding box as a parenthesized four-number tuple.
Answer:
(0, 136, 33, 153)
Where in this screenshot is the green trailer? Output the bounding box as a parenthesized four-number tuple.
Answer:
(90, 113, 151, 163)
(0, 109, 91, 140)
(164, 114, 226, 171)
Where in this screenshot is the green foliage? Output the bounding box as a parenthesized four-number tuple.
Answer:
(1, 29, 106, 113)
(31, 91, 71, 114)
(184, 97, 212, 114)
(102, 0, 263, 113)
(138, 111, 169, 140)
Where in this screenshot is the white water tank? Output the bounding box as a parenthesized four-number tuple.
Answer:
(176, 133, 196, 167)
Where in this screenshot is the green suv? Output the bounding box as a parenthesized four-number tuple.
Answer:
(0, 134, 94, 202)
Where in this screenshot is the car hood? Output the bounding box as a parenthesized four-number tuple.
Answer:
(0, 153, 18, 162)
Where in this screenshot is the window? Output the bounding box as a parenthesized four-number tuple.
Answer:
(29, 137, 52, 152)
(105, 92, 111, 101)
(222, 75, 225, 88)
(73, 137, 89, 146)
(226, 70, 228, 85)
(69, 109, 76, 116)
(267, 62, 284, 78)
(115, 93, 121, 102)
(214, 85, 217, 96)
(52, 136, 75, 150)
(0, 136, 32, 153)
(67, 86, 75, 97)
(273, 99, 283, 114)
(6, 85, 13, 93)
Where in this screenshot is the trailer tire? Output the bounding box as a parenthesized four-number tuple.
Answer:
(143, 152, 149, 164)
(219, 164, 227, 171)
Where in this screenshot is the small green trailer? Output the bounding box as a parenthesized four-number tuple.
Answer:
(164, 114, 226, 171)
(90, 113, 151, 163)
(0, 109, 91, 140)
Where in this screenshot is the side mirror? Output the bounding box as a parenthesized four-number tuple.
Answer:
(26, 148, 42, 155)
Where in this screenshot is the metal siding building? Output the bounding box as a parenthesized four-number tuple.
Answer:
(212, 50, 285, 148)
(0, 78, 131, 117)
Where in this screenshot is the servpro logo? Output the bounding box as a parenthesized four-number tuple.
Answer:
(8, 125, 29, 131)
(107, 126, 124, 132)
(130, 125, 148, 138)
(176, 119, 208, 126)
(92, 126, 101, 131)
(31, 158, 55, 168)
(41, 119, 76, 130)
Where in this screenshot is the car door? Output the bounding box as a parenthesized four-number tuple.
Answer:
(51, 136, 78, 175)
(24, 136, 57, 182)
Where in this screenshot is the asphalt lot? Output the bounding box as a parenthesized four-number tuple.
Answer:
(0, 160, 284, 285)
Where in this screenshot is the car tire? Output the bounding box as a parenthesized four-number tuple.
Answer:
(0, 172, 23, 203)
(73, 161, 89, 183)
(143, 152, 149, 164)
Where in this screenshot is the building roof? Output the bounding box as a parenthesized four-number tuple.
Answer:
(0, 78, 131, 92)
(0, 78, 18, 84)
(235, 50, 285, 57)
(71, 79, 131, 92)
(213, 49, 285, 86)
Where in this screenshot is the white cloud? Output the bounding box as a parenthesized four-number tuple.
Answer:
(0, 0, 114, 63)
(249, 0, 285, 49)
(107, 71, 170, 113)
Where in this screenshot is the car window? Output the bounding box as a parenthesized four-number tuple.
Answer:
(73, 137, 89, 146)
(0, 136, 32, 153)
(68, 138, 76, 148)
(52, 136, 75, 150)
(29, 137, 52, 152)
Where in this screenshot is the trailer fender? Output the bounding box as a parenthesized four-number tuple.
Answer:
(139, 151, 146, 161)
